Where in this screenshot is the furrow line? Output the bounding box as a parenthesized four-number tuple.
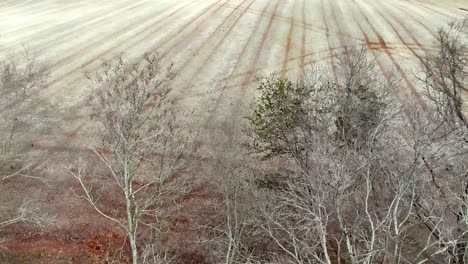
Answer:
(240, 0, 281, 89)
(203, 0, 275, 127)
(23, 0, 227, 124)
(19, 0, 204, 118)
(150, 0, 230, 58)
(352, 0, 425, 107)
(300, 0, 306, 69)
(321, 0, 338, 84)
(175, 54, 335, 103)
(184, 46, 345, 93)
(349, 4, 391, 81)
(38, 0, 200, 93)
(281, 0, 296, 74)
(407, 0, 454, 18)
(173, 0, 257, 86)
(2, 1, 151, 54)
(164, 0, 247, 77)
(329, 0, 349, 53)
(373, 4, 426, 63)
(1, 1, 137, 43)
(213, 0, 359, 42)
(393, 3, 438, 40)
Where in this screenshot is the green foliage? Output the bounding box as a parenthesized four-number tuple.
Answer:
(246, 75, 309, 154)
(246, 71, 389, 156)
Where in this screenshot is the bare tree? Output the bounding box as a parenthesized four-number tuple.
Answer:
(422, 17, 468, 131)
(191, 114, 262, 264)
(73, 53, 185, 264)
(0, 48, 49, 231)
(243, 45, 453, 263)
(415, 16, 468, 264)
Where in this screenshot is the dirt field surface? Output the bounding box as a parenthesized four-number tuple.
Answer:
(0, 0, 466, 262)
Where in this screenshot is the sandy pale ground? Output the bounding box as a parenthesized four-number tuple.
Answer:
(429, 0, 468, 9)
(0, 0, 466, 260)
(0, 0, 464, 140)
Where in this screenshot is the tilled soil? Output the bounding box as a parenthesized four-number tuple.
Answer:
(0, 0, 465, 262)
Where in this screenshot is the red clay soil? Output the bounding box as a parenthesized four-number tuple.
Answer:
(1, 173, 220, 264)
(2, 226, 130, 263)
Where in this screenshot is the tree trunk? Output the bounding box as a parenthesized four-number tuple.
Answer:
(125, 186, 138, 264)
(130, 232, 138, 264)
